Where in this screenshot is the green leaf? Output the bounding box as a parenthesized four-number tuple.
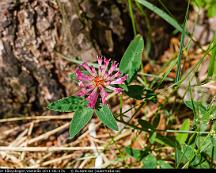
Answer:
(159, 58, 177, 86)
(184, 101, 207, 115)
(69, 73, 76, 80)
(125, 85, 145, 100)
(137, 0, 183, 32)
(149, 132, 157, 144)
(138, 119, 155, 132)
(142, 154, 157, 168)
(193, 0, 205, 7)
(208, 36, 216, 77)
(47, 96, 88, 112)
(176, 144, 195, 166)
(69, 107, 94, 138)
(119, 35, 144, 83)
(96, 105, 118, 131)
(144, 89, 157, 103)
(176, 119, 190, 144)
(125, 146, 149, 161)
(157, 160, 173, 168)
(188, 133, 198, 145)
(207, 3, 216, 17)
(202, 104, 216, 124)
(156, 135, 178, 148)
(125, 85, 157, 102)
(119, 84, 128, 92)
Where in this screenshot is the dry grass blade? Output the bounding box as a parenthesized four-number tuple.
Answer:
(41, 153, 76, 167)
(0, 115, 72, 123)
(0, 146, 104, 152)
(21, 123, 70, 146)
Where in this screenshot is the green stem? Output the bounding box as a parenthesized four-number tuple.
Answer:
(128, 0, 137, 36)
(116, 118, 210, 135)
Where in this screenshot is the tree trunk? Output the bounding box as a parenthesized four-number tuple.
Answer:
(0, 0, 132, 117)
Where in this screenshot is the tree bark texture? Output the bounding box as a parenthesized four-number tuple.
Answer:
(0, 0, 132, 117)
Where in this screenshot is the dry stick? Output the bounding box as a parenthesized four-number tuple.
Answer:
(47, 122, 105, 166)
(0, 115, 72, 123)
(2, 120, 44, 137)
(74, 160, 81, 168)
(28, 121, 35, 136)
(1, 129, 28, 163)
(21, 121, 35, 160)
(9, 129, 28, 147)
(21, 122, 70, 146)
(0, 146, 104, 152)
(79, 157, 91, 168)
(88, 136, 106, 144)
(41, 153, 76, 167)
(36, 153, 53, 165)
(1, 121, 102, 154)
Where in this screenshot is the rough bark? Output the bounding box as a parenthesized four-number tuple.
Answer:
(0, 0, 198, 117)
(0, 0, 132, 117)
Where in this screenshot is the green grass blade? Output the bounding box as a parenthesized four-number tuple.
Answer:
(136, 0, 183, 32)
(175, 0, 190, 82)
(159, 58, 177, 86)
(175, 26, 186, 82)
(128, 0, 137, 36)
(208, 36, 216, 77)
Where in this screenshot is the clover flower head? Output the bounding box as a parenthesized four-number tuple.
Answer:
(75, 56, 128, 108)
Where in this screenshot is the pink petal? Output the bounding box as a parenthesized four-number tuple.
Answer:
(108, 71, 121, 80)
(103, 72, 109, 79)
(110, 75, 128, 84)
(97, 55, 102, 66)
(86, 88, 99, 108)
(76, 84, 94, 96)
(85, 84, 94, 90)
(106, 85, 115, 91)
(97, 56, 103, 76)
(78, 81, 84, 87)
(101, 58, 110, 76)
(108, 61, 118, 75)
(91, 66, 97, 75)
(106, 86, 123, 93)
(77, 89, 90, 96)
(114, 88, 123, 93)
(99, 86, 108, 104)
(75, 69, 92, 81)
(82, 62, 96, 76)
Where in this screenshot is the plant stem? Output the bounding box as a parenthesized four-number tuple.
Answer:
(117, 118, 210, 135)
(128, 0, 137, 36)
